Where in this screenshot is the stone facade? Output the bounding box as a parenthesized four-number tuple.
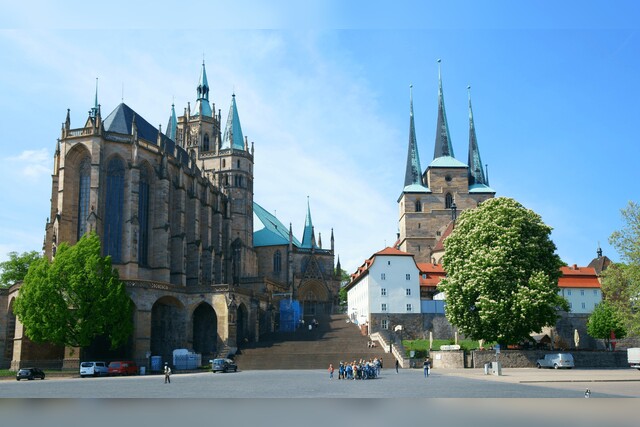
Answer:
(0, 64, 339, 370)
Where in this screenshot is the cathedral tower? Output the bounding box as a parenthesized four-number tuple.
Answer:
(398, 61, 495, 264)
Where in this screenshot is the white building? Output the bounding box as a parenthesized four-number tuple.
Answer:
(558, 265, 602, 314)
(346, 247, 422, 330)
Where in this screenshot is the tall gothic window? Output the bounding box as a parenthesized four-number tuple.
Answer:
(138, 166, 150, 266)
(77, 157, 91, 240)
(415, 200, 422, 212)
(273, 250, 282, 274)
(104, 157, 125, 263)
(203, 134, 210, 151)
(445, 193, 453, 209)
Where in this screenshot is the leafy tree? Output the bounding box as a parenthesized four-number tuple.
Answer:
(601, 201, 640, 336)
(13, 233, 133, 349)
(586, 301, 626, 347)
(337, 268, 350, 306)
(0, 250, 41, 288)
(440, 197, 568, 346)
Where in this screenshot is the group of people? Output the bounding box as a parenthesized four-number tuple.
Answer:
(328, 358, 383, 380)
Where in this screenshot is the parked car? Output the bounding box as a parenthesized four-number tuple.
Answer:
(108, 361, 138, 376)
(211, 358, 237, 373)
(16, 367, 46, 381)
(80, 361, 109, 378)
(628, 348, 640, 370)
(536, 353, 575, 369)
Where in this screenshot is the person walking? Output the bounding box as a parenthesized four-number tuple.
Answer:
(423, 357, 431, 378)
(395, 359, 399, 374)
(328, 363, 334, 380)
(164, 363, 172, 384)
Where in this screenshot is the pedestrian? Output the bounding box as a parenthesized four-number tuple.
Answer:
(395, 359, 399, 374)
(164, 363, 172, 384)
(423, 357, 431, 378)
(328, 363, 334, 380)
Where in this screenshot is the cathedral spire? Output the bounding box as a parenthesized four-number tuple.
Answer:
(404, 84, 423, 187)
(90, 78, 99, 119)
(301, 197, 315, 249)
(433, 59, 455, 159)
(165, 102, 177, 141)
(193, 61, 212, 117)
(467, 86, 488, 186)
(221, 93, 245, 150)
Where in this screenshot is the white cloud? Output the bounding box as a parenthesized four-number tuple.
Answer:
(7, 148, 51, 180)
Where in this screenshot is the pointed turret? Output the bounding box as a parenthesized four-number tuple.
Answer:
(467, 86, 488, 186)
(404, 85, 424, 188)
(221, 94, 245, 150)
(193, 61, 212, 117)
(165, 103, 177, 141)
(90, 78, 99, 119)
(433, 60, 455, 159)
(301, 198, 316, 249)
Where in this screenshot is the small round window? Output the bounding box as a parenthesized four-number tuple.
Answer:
(445, 175, 452, 182)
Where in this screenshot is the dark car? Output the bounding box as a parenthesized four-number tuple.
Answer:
(16, 367, 45, 381)
(211, 358, 237, 373)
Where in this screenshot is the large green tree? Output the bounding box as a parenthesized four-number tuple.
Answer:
(440, 197, 568, 345)
(0, 250, 41, 288)
(586, 301, 626, 347)
(601, 201, 640, 336)
(13, 233, 133, 349)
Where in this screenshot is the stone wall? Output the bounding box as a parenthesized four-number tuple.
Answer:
(428, 350, 465, 369)
(470, 350, 630, 368)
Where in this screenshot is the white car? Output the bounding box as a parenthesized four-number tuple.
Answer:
(80, 361, 109, 377)
(536, 353, 574, 369)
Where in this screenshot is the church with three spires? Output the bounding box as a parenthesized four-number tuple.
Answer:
(0, 62, 341, 370)
(397, 61, 495, 265)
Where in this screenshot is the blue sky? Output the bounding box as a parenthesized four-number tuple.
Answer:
(1, 1, 638, 275)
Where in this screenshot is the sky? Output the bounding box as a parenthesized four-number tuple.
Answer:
(0, 1, 639, 276)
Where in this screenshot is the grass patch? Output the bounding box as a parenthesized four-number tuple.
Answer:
(0, 369, 16, 377)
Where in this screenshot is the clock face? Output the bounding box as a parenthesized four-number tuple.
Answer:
(445, 175, 452, 182)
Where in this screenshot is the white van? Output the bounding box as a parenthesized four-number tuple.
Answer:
(80, 361, 109, 377)
(536, 353, 575, 369)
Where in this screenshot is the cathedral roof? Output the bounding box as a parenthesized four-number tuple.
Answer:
(469, 183, 496, 193)
(253, 202, 302, 247)
(221, 94, 245, 150)
(427, 155, 467, 168)
(193, 61, 212, 117)
(103, 103, 159, 142)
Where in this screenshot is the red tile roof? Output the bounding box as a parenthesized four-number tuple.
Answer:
(558, 265, 600, 289)
(417, 263, 446, 287)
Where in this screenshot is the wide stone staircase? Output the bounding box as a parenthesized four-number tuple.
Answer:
(233, 314, 388, 370)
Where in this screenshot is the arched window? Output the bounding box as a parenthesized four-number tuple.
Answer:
(104, 157, 125, 263)
(445, 193, 453, 209)
(77, 157, 91, 240)
(273, 250, 281, 274)
(415, 200, 422, 212)
(138, 166, 150, 266)
(203, 134, 210, 151)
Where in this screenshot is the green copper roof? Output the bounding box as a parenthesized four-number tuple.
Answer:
(253, 202, 301, 247)
(193, 61, 212, 117)
(402, 184, 431, 193)
(404, 85, 424, 188)
(165, 103, 177, 141)
(221, 94, 245, 150)
(428, 155, 467, 168)
(469, 183, 496, 193)
(467, 86, 489, 187)
(301, 199, 316, 249)
(433, 60, 455, 160)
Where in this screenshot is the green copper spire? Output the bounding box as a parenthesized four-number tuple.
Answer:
(165, 102, 177, 141)
(90, 77, 99, 118)
(193, 61, 212, 117)
(467, 86, 488, 186)
(404, 85, 424, 187)
(221, 93, 245, 150)
(301, 197, 316, 249)
(433, 59, 455, 159)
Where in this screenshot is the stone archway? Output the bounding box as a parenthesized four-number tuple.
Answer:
(151, 296, 186, 364)
(192, 303, 218, 361)
(236, 303, 249, 345)
(298, 279, 331, 318)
